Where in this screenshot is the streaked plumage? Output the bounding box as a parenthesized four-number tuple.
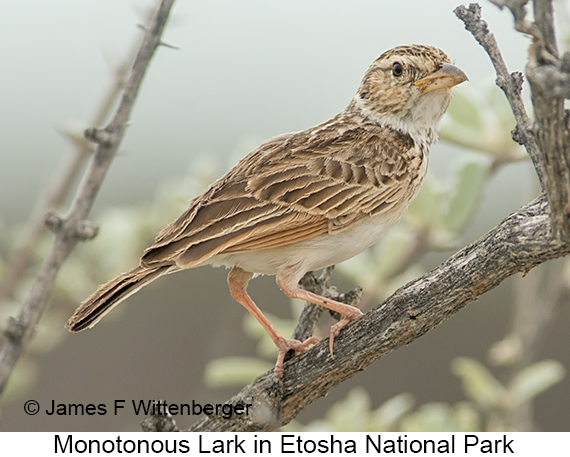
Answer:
(67, 44, 467, 378)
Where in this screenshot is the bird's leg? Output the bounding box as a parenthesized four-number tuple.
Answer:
(277, 273, 363, 356)
(227, 267, 318, 378)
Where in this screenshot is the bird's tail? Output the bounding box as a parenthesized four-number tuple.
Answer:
(66, 264, 172, 332)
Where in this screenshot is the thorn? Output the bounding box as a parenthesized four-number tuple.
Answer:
(158, 40, 180, 50)
(136, 23, 149, 32)
(136, 23, 179, 50)
(55, 126, 91, 148)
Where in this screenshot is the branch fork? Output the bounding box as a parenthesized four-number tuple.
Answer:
(456, 2, 570, 242)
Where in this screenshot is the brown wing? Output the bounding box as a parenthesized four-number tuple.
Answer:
(141, 117, 422, 268)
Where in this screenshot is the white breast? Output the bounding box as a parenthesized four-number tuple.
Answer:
(209, 204, 406, 279)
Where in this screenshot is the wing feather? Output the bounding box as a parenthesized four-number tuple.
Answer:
(141, 119, 423, 268)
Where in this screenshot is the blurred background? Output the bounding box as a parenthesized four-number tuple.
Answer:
(0, 0, 568, 431)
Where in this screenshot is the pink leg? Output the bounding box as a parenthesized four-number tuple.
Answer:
(228, 267, 318, 378)
(277, 273, 363, 356)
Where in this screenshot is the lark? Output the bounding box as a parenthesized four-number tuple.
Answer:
(67, 44, 467, 378)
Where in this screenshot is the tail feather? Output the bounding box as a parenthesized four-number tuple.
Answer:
(66, 264, 172, 332)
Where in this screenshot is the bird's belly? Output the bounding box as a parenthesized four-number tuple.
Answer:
(210, 209, 403, 276)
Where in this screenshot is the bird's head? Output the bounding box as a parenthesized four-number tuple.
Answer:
(352, 44, 468, 148)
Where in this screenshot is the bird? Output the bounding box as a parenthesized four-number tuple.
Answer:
(67, 44, 467, 378)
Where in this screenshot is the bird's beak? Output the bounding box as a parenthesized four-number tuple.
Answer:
(415, 62, 468, 93)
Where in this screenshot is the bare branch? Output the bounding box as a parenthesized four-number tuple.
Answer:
(526, 63, 570, 98)
(525, 0, 570, 243)
(290, 272, 327, 343)
(533, 0, 557, 55)
(488, 0, 540, 36)
(456, 2, 570, 242)
(141, 400, 180, 432)
(454, 3, 545, 186)
(186, 195, 569, 431)
(137, 23, 180, 49)
(0, 0, 176, 396)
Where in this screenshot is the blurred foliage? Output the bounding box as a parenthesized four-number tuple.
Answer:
(440, 86, 527, 165)
(204, 357, 274, 388)
(282, 357, 564, 432)
(286, 389, 416, 432)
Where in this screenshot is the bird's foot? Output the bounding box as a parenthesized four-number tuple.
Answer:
(329, 308, 364, 356)
(274, 336, 319, 378)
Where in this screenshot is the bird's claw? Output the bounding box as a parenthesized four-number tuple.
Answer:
(274, 336, 319, 378)
(328, 308, 364, 357)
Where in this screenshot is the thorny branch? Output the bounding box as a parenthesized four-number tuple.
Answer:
(0, 0, 176, 395)
(0, 40, 140, 304)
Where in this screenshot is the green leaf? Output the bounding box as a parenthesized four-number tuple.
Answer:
(400, 402, 455, 432)
(324, 387, 372, 431)
(3, 359, 40, 400)
(371, 230, 418, 278)
(407, 178, 444, 227)
(451, 357, 505, 408)
(444, 159, 488, 232)
(485, 86, 515, 130)
(370, 393, 415, 430)
(203, 357, 273, 388)
(451, 402, 482, 432)
(510, 360, 565, 405)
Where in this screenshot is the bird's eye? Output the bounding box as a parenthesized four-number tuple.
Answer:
(392, 62, 404, 77)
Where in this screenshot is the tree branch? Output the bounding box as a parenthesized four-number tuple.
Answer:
(0, 0, 176, 396)
(184, 194, 569, 431)
(454, 3, 545, 186)
(532, 0, 557, 55)
(457, 1, 570, 243)
(525, 1, 570, 244)
(488, 0, 540, 37)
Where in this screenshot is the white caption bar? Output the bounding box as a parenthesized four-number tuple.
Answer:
(0, 432, 566, 456)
